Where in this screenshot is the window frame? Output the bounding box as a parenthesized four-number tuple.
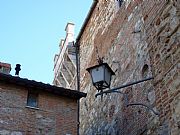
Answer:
(26, 91, 39, 109)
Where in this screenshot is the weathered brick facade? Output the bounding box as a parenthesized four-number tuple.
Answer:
(0, 73, 86, 135)
(77, 0, 179, 135)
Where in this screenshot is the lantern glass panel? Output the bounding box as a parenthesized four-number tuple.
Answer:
(104, 66, 112, 87)
(90, 65, 105, 84)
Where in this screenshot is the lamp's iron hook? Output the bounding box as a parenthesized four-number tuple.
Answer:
(95, 46, 103, 64)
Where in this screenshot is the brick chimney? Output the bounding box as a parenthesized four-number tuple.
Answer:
(0, 62, 11, 74)
(65, 22, 75, 44)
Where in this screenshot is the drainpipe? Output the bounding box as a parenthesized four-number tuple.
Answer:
(75, 41, 80, 135)
(75, 1, 98, 134)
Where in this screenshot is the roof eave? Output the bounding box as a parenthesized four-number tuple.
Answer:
(0, 73, 87, 100)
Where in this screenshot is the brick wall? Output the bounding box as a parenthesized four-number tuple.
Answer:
(78, 0, 179, 134)
(146, 0, 180, 134)
(0, 83, 78, 135)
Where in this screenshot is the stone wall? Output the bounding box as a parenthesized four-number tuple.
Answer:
(78, 0, 179, 135)
(0, 83, 78, 135)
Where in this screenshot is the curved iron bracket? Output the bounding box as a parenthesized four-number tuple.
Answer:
(95, 77, 160, 116)
(127, 103, 159, 115)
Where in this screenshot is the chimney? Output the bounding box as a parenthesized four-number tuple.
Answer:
(0, 62, 11, 74)
(65, 23, 75, 43)
(15, 64, 21, 76)
(65, 22, 75, 35)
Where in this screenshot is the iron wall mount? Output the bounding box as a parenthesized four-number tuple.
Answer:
(95, 77, 160, 115)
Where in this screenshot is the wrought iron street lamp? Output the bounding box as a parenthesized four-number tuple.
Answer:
(86, 61, 159, 115)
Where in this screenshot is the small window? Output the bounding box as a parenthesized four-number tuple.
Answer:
(116, 0, 123, 7)
(27, 92, 38, 108)
(142, 64, 149, 78)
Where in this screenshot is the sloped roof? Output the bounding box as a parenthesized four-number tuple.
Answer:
(0, 73, 86, 99)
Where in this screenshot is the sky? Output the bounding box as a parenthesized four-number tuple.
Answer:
(0, 0, 92, 84)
